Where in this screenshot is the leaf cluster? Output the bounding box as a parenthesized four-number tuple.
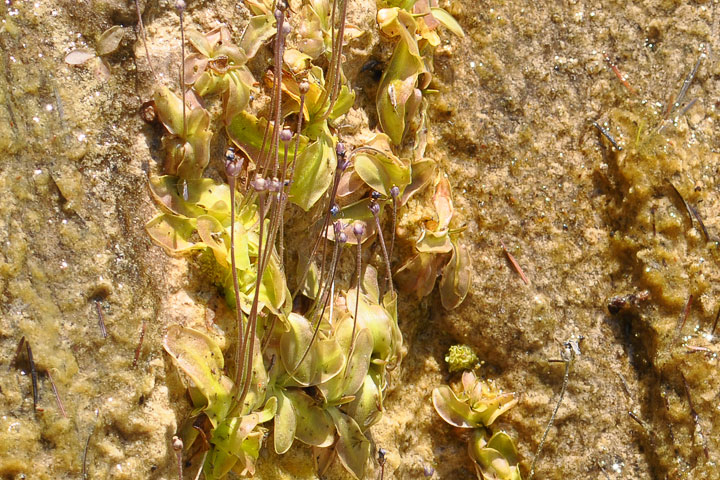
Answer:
(141, 0, 471, 478)
(433, 370, 522, 480)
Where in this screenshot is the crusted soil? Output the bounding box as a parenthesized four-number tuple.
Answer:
(1, 0, 720, 479)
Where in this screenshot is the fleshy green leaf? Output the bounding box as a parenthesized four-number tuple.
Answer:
(286, 389, 335, 447)
(329, 84, 356, 121)
(376, 39, 424, 145)
(430, 7, 465, 38)
(226, 111, 307, 164)
(279, 313, 344, 386)
(486, 432, 520, 466)
(439, 240, 472, 310)
(163, 325, 233, 426)
(259, 250, 288, 313)
(241, 14, 277, 59)
(353, 137, 411, 197)
(224, 70, 252, 123)
(197, 214, 229, 267)
(289, 132, 335, 211)
(154, 86, 186, 137)
(394, 252, 441, 298)
(145, 214, 203, 254)
(432, 385, 480, 429)
(346, 374, 381, 431)
(273, 389, 296, 454)
(328, 408, 370, 480)
(318, 316, 373, 404)
(345, 288, 394, 362)
(402, 158, 436, 204)
(433, 176, 454, 230)
(416, 229, 452, 253)
(469, 431, 523, 480)
(324, 198, 378, 245)
(187, 29, 213, 57)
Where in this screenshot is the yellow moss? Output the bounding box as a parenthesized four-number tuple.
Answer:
(445, 344, 479, 372)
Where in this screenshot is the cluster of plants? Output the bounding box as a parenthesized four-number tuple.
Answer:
(143, 0, 469, 478)
(433, 366, 522, 480)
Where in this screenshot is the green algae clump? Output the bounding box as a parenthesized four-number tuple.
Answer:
(445, 344, 479, 372)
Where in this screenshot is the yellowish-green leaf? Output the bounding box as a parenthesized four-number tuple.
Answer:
(416, 229, 452, 253)
(328, 408, 370, 480)
(226, 111, 307, 164)
(346, 374, 381, 431)
(154, 86, 185, 137)
(289, 132, 334, 211)
(439, 240, 472, 310)
(353, 144, 411, 197)
(273, 389, 296, 454)
(163, 325, 233, 426)
(197, 215, 229, 268)
(394, 252, 439, 298)
(241, 14, 276, 59)
(286, 389, 334, 447)
(145, 214, 203, 254)
(432, 384, 480, 429)
(430, 7, 465, 38)
(329, 84, 356, 121)
(401, 158, 436, 204)
(376, 40, 423, 145)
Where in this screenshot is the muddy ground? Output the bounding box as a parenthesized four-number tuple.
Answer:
(1, 0, 720, 479)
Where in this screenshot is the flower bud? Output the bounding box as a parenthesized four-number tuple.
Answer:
(172, 436, 183, 451)
(353, 221, 365, 240)
(269, 177, 282, 192)
(335, 142, 346, 157)
(280, 128, 293, 142)
(251, 175, 267, 192)
(299, 81, 310, 94)
(369, 200, 380, 215)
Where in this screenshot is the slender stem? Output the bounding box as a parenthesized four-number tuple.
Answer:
(292, 168, 342, 299)
(529, 345, 575, 480)
(261, 7, 287, 177)
(289, 238, 342, 377)
(135, 0, 157, 81)
(178, 6, 187, 139)
(228, 175, 246, 385)
(235, 192, 268, 412)
(46, 368, 67, 418)
(371, 202, 394, 296)
(193, 450, 208, 480)
(389, 188, 398, 260)
(347, 231, 363, 362)
(322, 0, 348, 120)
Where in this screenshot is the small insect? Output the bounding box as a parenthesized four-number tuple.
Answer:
(387, 84, 398, 111)
(607, 290, 650, 314)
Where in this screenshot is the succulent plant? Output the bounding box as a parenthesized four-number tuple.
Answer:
(433, 370, 522, 480)
(395, 176, 472, 309)
(139, 1, 470, 478)
(433, 371, 518, 429)
(469, 430, 523, 480)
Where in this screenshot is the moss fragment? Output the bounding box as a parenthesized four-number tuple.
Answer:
(445, 344, 478, 372)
